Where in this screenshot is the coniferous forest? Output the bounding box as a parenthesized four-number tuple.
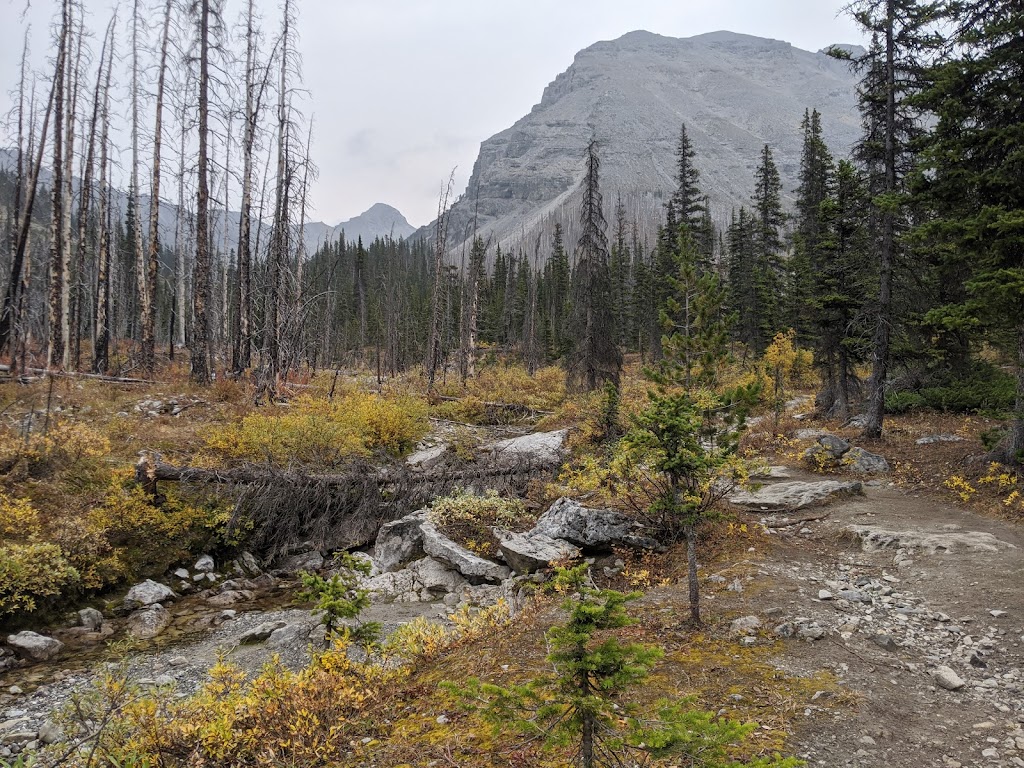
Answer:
(1, 1, 1023, 767)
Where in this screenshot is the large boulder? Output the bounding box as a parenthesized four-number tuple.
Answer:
(276, 550, 325, 573)
(78, 607, 105, 631)
(420, 521, 511, 582)
(729, 480, 863, 513)
(532, 498, 659, 551)
(124, 579, 177, 609)
(407, 556, 469, 597)
(6, 631, 64, 661)
(374, 510, 428, 572)
(495, 529, 581, 573)
(843, 446, 890, 474)
(126, 604, 173, 639)
(482, 429, 568, 464)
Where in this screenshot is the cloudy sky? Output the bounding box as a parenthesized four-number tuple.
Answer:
(0, 0, 863, 227)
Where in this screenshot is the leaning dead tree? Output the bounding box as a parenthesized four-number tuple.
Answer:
(426, 170, 456, 391)
(135, 449, 560, 556)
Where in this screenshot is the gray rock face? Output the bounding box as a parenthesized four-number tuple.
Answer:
(407, 557, 469, 597)
(124, 579, 177, 608)
(78, 608, 104, 631)
(6, 632, 64, 661)
(483, 429, 568, 464)
(413, 30, 860, 260)
(237, 621, 288, 645)
(276, 551, 324, 573)
(844, 446, 891, 474)
(728, 480, 863, 513)
(374, 510, 428, 572)
(495, 529, 581, 573)
(730, 615, 762, 635)
(238, 551, 262, 575)
(846, 525, 1017, 555)
(126, 604, 173, 640)
(420, 522, 511, 582)
(533, 498, 659, 551)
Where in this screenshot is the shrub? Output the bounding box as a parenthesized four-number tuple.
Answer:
(886, 364, 1015, 415)
(0, 542, 80, 617)
(427, 489, 529, 556)
(204, 392, 429, 467)
(298, 554, 380, 645)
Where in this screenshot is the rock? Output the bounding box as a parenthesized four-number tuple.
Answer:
(915, 434, 964, 445)
(871, 634, 899, 652)
(750, 465, 792, 479)
(7, 686, 21, 695)
(78, 607, 104, 630)
(797, 623, 826, 641)
(838, 589, 870, 603)
(124, 579, 177, 608)
(374, 510, 428, 572)
(38, 720, 63, 745)
(237, 621, 288, 645)
(168, 656, 188, 667)
(818, 589, 834, 600)
(931, 665, 966, 691)
(846, 414, 870, 429)
(276, 550, 324, 573)
(126, 604, 172, 639)
(795, 428, 830, 440)
(194, 554, 215, 572)
(406, 444, 447, 468)
(1, 732, 36, 746)
(818, 434, 852, 457)
(206, 590, 254, 607)
(421, 522, 511, 582)
(846, 526, 1017, 555)
(990, 610, 1007, 618)
(482, 429, 568, 464)
(844, 446, 890, 474)
(6, 631, 64, 662)
(346, 551, 379, 578)
(773, 622, 796, 638)
(364, 570, 417, 601)
(173, 567, 190, 579)
(495, 529, 581, 573)
(532, 497, 659, 551)
(407, 557, 468, 597)
(730, 615, 762, 635)
(267, 622, 314, 650)
(238, 551, 262, 575)
(728, 480, 863, 512)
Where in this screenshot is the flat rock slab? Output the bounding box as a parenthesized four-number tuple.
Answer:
(846, 525, 1018, 555)
(482, 429, 568, 464)
(6, 632, 64, 662)
(495, 529, 581, 573)
(729, 480, 864, 513)
(374, 510, 428, 573)
(533, 497, 659, 551)
(420, 521, 511, 582)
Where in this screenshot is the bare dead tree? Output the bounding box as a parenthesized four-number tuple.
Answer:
(92, 29, 114, 374)
(47, 0, 71, 369)
(426, 169, 456, 391)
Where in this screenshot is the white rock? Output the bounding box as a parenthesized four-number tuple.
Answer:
(126, 604, 172, 640)
(495, 529, 581, 573)
(728, 480, 863, 513)
(194, 554, 215, 572)
(6, 631, 64, 661)
(847, 526, 1017, 555)
(124, 579, 177, 608)
(420, 521, 511, 582)
(482, 429, 568, 464)
(931, 665, 966, 691)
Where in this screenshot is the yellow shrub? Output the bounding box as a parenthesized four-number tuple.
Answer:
(204, 392, 428, 467)
(0, 541, 80, 616)
(0, 492, 41, 540)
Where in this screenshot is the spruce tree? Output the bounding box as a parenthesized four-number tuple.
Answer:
(565, 139, 622, 391)
(751, 144, 787, 352)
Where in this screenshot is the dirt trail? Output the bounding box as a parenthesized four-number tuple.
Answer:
(733, 470, 1024, 768)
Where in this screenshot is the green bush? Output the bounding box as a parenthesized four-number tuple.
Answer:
(0, 542, 80, 617)
(885, 391, 927, 415)
(886, 365, 1015, 415)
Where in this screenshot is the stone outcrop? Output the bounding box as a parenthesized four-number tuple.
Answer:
(533, 497, 659, 551)
(6, 632, 64, 662)
(729, 480, 864, 513)
(495, 529, 581, 573)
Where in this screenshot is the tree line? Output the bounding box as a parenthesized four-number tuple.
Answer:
(0, 0, 1021, 458)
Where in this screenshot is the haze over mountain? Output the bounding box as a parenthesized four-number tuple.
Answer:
(413, 30, 862, 257)
(0, 149, 414, 257)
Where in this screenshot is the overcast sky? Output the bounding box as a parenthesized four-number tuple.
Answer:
(0, 0, 864, 227)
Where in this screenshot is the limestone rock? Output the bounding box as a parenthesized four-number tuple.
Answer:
(421, 521, 511, 582)
(532, 497, 658, 551)
(78, 607, 104, 631)
(126, 604, 172, 640)
(931, 665, 966, 691)
(276, 550, 324, 573)
(237, 621, 288, 645)
(844, 446, 890, 474)
(124, 579, 177, 609)
(495, 529, 581, 573)
(206, 590, 254, 607)
(846, 526, 1017, 555)
(407, 556, 468, 597)
(364, 570, 417, 602)
(193, 554, 215, 572)
(915, 434, 964, 445)
(730, 615, 762, 635)
(728, 480, 863, 513)
(238, 551, 262, 575)
(6, 631, 64, 662)
(374, 510, 428, 572)
(482, 429, 568, 464)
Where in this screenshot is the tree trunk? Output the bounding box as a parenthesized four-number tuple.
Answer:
(141, 0, 173, 375)
(60, 10, 81, 369)
(233, 0, 258, 373)
(685, 523, 700, 625)
(191, 0, 212, 384)
(47, 1, 70, 369)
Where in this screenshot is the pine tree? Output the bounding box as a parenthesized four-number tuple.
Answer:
(751, 144, 787, 352)
(915, 0, 1024, 461)
(726, 207, 759, 353)
(848, 0, 943, 437)
(565, 139, 621, 391)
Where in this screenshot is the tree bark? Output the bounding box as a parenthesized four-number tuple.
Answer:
(685, 523, 700, 625)
(191, 0, 213, 384)
(47, 1, 70, 369)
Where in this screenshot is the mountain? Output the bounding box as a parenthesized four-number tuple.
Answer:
(413, 30, 863, 258)
(0, 148, 412, 257)
(302, 203, 416, 252)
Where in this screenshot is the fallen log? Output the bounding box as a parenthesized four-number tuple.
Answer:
(0, 365, 154, 385)
(134, 450, 560, 557)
